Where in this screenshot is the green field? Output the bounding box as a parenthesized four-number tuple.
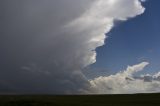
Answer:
(0, 94, 160, 106)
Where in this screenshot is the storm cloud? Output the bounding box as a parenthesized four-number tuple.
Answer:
(0, 0, 145, 94)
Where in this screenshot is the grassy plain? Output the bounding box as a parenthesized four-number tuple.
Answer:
(0, 93, 160, 106)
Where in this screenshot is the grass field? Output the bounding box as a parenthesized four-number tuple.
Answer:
(0, 93, 160, 106)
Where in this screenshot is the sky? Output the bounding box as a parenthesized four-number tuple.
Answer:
(91, 0, 160, 76)
(0, 0, 160, 94)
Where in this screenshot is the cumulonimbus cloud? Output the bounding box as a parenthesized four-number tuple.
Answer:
(0, 0, 145, 94)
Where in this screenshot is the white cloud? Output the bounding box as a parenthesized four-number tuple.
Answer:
(124, 62, 149, 76)
(89, 62, 160, 94)
(64, 0, 145, 68)
(0, 0, 145, 94)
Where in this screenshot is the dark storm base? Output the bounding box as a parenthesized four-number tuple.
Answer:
(0, 93, 160, 106)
